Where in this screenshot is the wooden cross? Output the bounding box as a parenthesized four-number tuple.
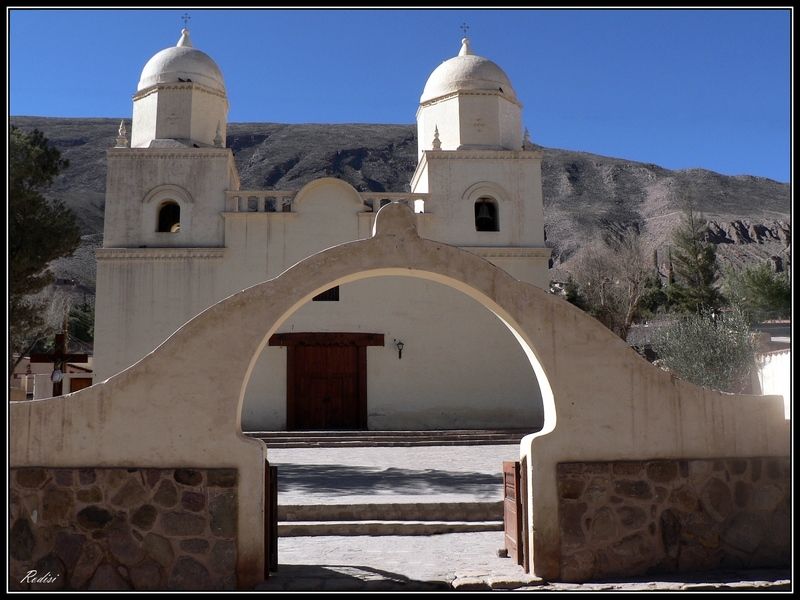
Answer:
(30, 333, 88, 396)
(181, 12, 191, 28)
(460, 22, 470, 37)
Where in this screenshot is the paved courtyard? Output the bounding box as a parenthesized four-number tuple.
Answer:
(267, 444, 519, 505)
(259, 444, 792, 591)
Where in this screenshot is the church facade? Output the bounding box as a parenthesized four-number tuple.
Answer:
(93, 28, 551, 431)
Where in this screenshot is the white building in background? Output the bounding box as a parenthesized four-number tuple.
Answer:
(93, 28, 551, 431)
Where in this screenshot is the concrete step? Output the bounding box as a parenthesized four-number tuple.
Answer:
(278, 519, 504, 537)
(279, 501, 502, 522)
(246, 429, 529, 448)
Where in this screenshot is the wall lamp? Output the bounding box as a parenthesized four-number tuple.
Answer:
(393, 339, 405, 360)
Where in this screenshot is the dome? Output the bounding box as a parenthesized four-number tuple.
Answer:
(420, 38, 516, 104)
(137, 29, 225, 93)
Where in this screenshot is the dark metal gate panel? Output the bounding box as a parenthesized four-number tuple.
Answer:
(520, 456, 530, 572)
(264, 462, 278, 578)
(269, 465, 278, 573)
(503, 460, 522, 564)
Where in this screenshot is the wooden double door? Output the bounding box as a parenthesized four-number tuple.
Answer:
(269, 333, 384, 430)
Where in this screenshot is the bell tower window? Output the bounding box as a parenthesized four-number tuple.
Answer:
(157, 201, 181, 233)
(474, 198, 499, 232)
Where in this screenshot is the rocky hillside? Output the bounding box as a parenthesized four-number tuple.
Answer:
(11, 116, 791, 307)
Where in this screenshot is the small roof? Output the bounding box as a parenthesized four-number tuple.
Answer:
(420, 37, 517, 104)
(137, 28, 225, 93)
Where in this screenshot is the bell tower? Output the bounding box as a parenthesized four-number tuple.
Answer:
(131, 28, 228, 149)
(410, 36, 550, 288)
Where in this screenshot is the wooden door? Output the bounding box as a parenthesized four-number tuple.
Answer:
(503, 460, 523, 564)
(69, 377, 93, 393)
(293, 345, 359, 430)
(269, 333, 383, 431)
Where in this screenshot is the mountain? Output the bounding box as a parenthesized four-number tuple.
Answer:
(10, 116, 791, 312)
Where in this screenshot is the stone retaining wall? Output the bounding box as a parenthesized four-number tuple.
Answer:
(557, 458, 790, 582)
(9, 467, 239, 591)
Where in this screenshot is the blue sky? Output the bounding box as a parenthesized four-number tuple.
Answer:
(8, 8, 792, 182)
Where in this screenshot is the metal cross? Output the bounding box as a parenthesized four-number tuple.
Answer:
(181, 12, 191, 28)
(460, 22, 470, 37)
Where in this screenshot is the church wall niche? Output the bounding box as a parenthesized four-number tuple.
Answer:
(157, 201, 181, 232)
(475, 197, 499, 232)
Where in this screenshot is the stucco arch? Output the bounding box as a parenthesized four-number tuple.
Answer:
(141, 183, 194, 239)
(11, 203, 788, 586)
(291, 176, 364, 212)
(461, 180, 510, 204)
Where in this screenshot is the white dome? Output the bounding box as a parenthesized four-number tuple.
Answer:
(420, 38, 516, 104)
(137, 29, 225, 93)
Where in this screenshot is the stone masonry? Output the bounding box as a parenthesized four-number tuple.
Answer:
(9, 467, 238, 591)
(557, 458, 790, 582)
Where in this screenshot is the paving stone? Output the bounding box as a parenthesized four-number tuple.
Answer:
(161, 511, 206, 536)
(88, 563, 131, 590)
(16, 468, 48, 489)
(110, 478, 148, 508)
(174, 469, 203, 486)
(108, 523, 146, 565)
(168, 556, 211, 590)
(207, 469, 237, 487)
(452, 576, 491, 590)
(209, 492, 237, 537)
(77, 486, 103, 503)
(181, 491, 206, 512)
(30, 554, 67, 590)
(153, 480, 178, 507)
(10, 518, 35, 561)
(143, 532, 174, 567)
(53, 531, 86, 571)
(130, 559, 163, 590)
(79, 468, 96, 485)
(179, 538, 210, 554)
(486, 575, 543, 589)
(76, 505, 114, 530)
(131, 504, 158, 530)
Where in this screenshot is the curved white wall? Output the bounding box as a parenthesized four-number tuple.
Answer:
(241, 276, 544, 431)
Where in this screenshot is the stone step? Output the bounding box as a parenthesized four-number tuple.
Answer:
(249, 429, 530, 438)
(262, 439, 524, 448)
(278, 519, 504, 537)
(246, 429, 529, 448)
(279, 501, 503, 522)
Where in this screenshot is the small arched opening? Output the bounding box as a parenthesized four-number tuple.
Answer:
(475, 198, 499, 231)
(157, 201, 181, 233)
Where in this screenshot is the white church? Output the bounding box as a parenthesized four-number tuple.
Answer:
(93, 28, 551, 432)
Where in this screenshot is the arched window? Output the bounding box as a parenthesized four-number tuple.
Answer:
(474, 198, 499, 232)
(157, 201, 181, 233)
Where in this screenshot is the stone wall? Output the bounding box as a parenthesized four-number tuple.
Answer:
(557, 458, 790, 582)
(9, 467, 239, 591)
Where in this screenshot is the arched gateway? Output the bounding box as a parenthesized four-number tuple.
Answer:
(10, 204, 789, 589)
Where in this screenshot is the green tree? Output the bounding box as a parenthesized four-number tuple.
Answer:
(667, 207, 722, 313)
(9, 126, 81, 375)
(722, 262, 791, 323)
(68, 300, 95, 345)
(651, 307, 756, 393)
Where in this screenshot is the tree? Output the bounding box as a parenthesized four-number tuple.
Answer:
(567, 228, 653, 340)
(68, 300, 95, 346)
(651, 307, 756, 393)
(666, 207, 722, 313)
(9, 126, 81, 376)
(722, 262, 791, 323)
